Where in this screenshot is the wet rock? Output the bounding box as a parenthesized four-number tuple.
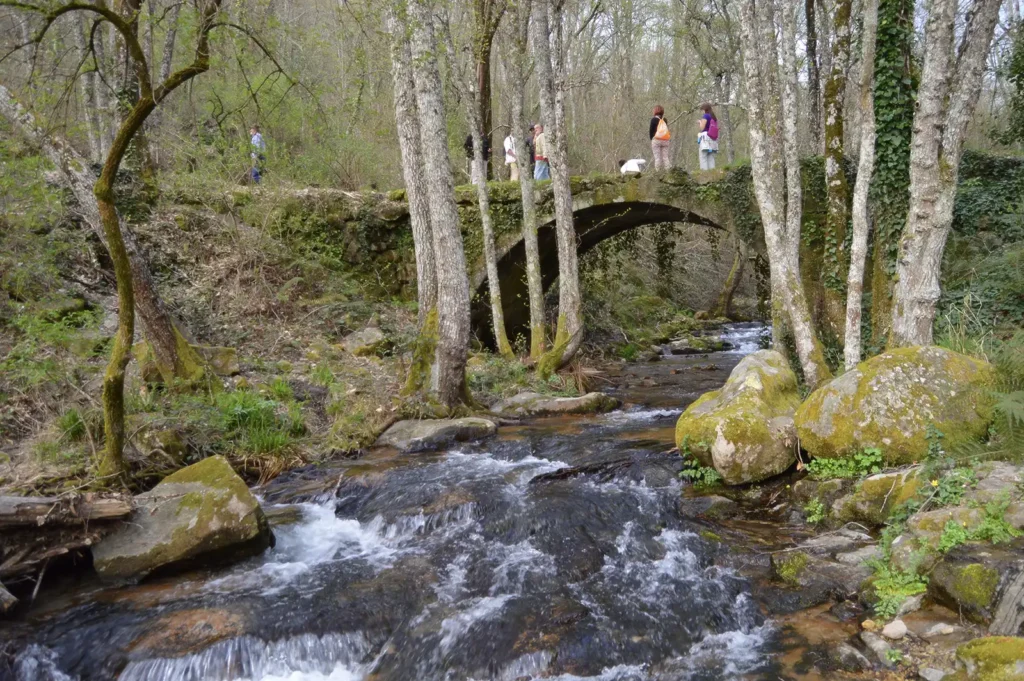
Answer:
(341, 327, 388, 357)
(665, 336, 731, 355)
(130, 608, 247, 656)
(677, 494, 740, 519)
(956, 636, 1024, 679)
(491, 392, 620, 417)
(896, 593, 925, 617)
(792, 477, 855, 509)
(674, 350, 800, 485)
(828, 642, 874, 672)
(132, 421, 188, 466)
(767, 550, 872, 612)
(833, 468, 923, 527)
(196, 345, 240, 376)
(890, 506, 985, 572)
(795, 346, 996, 465)
(92, 456, 273, 581)
(798, 528, 873, 557)
(927, 543, 1024, 632)
(860, 631, 895, 668)
(882, 618, 908, 640)
(923, 623, 959, 639)
(375, 417, 497, 453)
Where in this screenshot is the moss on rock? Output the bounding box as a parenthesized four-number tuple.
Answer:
(795, 346, 996, 465)
(930, 559, 1002, 625)
(773, 551, 810, 586)
(675, 350, 800, 485)
(956, 636, 1024, 680)
(834, 469, 923, 527)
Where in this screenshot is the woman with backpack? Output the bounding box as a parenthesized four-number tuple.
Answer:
(649, 105, 671, 171)
(697, 103, 719, 171)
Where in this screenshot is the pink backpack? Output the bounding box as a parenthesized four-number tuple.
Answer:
(708, 118, 719, 141)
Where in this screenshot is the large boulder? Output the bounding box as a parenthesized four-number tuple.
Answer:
(375, 417, 497, 452)
(928, 542, 1024, 635)
(341, 327, 388, 357)
(956, 637, 1024, 679)
(490, 392, 620, 417)
(92, 456, 273, 581)
(795, 346, 996, 465)
(674, 350, 800, 485)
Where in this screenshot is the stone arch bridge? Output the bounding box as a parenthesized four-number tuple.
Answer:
(253, 166, 799, 343)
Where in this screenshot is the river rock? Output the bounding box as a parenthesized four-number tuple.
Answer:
(341, 327, 388, 356)
(375, 417, 497, 452)
(675, 350, 800, 485)
(882, 618, 908, 640)
(927, 542, 1024, 634)
(92, 456, 273, 581)
(678, 494, 740, 519)
(918, 667, 949, 681)
(956, 636, 1024, 679)
(795, 346, 996, 465)
(833, 468, 923, 527)
(491, 392, 620, 417)
(769, 550, 872, 613)
(828, 642, 874, 672)
(860, 631, 895, 668)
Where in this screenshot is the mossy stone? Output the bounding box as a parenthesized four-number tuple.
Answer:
(773, 551, 810, 586)
(675, 350, 800, 485)
(956, 636, 1024, 680)
(795, 346, 996, 465)
(930, 560, 1001, 625)
(834, 469, 923, 527)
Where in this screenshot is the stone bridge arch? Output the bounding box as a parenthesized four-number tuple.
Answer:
(463, 168, 766, 345)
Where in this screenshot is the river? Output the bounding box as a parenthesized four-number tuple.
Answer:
(7, 324, 826, 681)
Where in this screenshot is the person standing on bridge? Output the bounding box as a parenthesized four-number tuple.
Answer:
(250, 125, 266, 184)
(533, 123, 550, 180)
(504, 130, 519, 181)
(697, 103, 719, 171)
(650, 105, 672, 171)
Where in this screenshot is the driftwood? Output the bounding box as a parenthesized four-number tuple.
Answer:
(0, 494, 132, 529)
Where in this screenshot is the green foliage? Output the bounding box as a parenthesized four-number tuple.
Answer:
(803, 498, 826, 524)
(215, 390, 304, 455)
(998, 23, 1024, 145)
(971, 496, 1022, 545)
(885, 648, 905, 665)
(678, 436, 723, 489)
(805, 448, 883, 479)
(267, 377, 294, 401)
(1, 309, 102, 389)
(309, 363, 335, 387)
(617, 343, 640, 361)
(932, 467, 977, 508)
(938, 518, 971, 553)
(869, 560, 929, 620)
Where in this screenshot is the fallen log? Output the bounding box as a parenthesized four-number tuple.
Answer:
(0, 494, 132, 528)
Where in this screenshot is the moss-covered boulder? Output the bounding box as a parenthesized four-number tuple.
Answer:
(92, 456, 272, 581)
(928, 542, 1024, 634)
(931, 560, 1002, 625)
(674, 350, 800, 485)
(795, 346, 996, 465)
(491, 392, 620, 417)
(341, 327, 388, 357)
(956, 636, 1024, 680)
(375, 417, 498, 452)
(833, 468, 923, 527)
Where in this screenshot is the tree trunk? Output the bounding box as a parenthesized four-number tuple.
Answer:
(408, 0, 472, 406)
(805, 0, 822, 154)
(822, 0, 852, 338)
(73, 15, 103, 164)
(387, 7, 437, 327)
(510, 0, 545, 359)
(868, 0, 914, 347)
(470, 109, 515, 358)
(716, 73, 736, 165)
(116, 0, 158, 196)
(714, 239, 746, 318)
(534, 0, 583, 375)
(844, 0, 877, 370)
(739, 0, 832, 388)
(159, 3, 182, 83)
(0, 84, 205, 388)
(890, 0, 1002, 346)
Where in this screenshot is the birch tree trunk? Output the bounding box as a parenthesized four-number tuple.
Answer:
(509, 0, 545, 359)
(534, 0, 583, 375)
(716, 73, 737, 164)
(822, 0, 852, 337)
(739, 0, 832, 388)
(159, 3, 181, 83)
(844, 0, 877, 370)
(408, 0, 472, 406)
(890, 0, 1003, 346)
(0, 83, 205, 389)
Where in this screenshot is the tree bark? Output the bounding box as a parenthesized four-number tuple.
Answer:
(387, 7, 437, 327)
(73, 14, 104, 164)
(822, 0, 852, 337)
(714, 239, 746, 318)
(534, 0, 583, 375)
(0, 83, 205, 389)
(890, 0, 1003, 346)
(739, 0, 832, 388)
(408, 0, 472, 406)
(805, 0, 822, 154)
(159, 2, 181, 83)
(472, 0, 505, 180)
(509, 0, 545, 359)
(844, 0, 877, 370)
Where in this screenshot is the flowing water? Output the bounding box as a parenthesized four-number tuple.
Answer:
(5, 324, 817, 681)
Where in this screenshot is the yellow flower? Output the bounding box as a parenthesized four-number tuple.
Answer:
(931, 480, 939, 487)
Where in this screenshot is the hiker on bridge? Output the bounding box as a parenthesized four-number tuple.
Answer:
(533, 124, 550, 180)
(697, 103, 719, 171)
(650, 105, 671, 171)
(503, 130, 519, 181)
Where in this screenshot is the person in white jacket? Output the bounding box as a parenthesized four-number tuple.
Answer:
(618, 158, 647, 174)
(503, 133, 519, 181)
